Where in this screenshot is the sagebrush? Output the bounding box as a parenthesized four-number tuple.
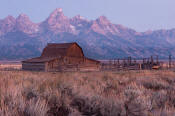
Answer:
(0, 70, 175, 116)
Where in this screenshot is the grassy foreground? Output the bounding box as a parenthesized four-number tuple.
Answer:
(0, 70, 175, 116)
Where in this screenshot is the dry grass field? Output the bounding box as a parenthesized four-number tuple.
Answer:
(0, 69, 175, 116)
(0, 64, 21, 70)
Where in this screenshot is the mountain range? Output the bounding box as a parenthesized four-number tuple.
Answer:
(0, 8, 175, 60)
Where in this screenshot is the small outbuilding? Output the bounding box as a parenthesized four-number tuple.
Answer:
(22, 42, 100, 71)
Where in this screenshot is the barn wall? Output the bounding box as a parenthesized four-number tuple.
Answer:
(46, 59, 60, 71)
(22, 62, 45, 71)
(63, 56, 84, 65)
(67, 44, 84, 58)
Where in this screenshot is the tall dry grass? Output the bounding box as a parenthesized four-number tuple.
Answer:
(0, 70, 175, 116)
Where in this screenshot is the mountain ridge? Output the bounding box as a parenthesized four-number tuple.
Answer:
(0, 8, 175, 60)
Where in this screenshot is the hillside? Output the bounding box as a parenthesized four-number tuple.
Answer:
(0, 8, 175, 60)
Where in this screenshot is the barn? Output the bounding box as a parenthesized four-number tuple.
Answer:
(22, 42, 100, 71)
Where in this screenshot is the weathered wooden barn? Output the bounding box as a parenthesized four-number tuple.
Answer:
(22, 42, 100, 71)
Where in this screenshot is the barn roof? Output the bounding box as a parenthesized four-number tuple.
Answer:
(22, 57, 58, 63)
(41, 42, 80, 57)
(47, 42, 76, 48)
(85, 57, 100, 64)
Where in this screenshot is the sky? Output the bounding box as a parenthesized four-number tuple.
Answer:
(0, 0, 175, 32)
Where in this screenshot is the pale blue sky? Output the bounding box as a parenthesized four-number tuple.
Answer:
(0, 0, 175, 32)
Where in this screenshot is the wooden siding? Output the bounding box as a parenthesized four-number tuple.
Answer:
(22, 62, 45, 71)
(63, 57, 84, 65)
(45, 59, 60, 71)
(66, 44, 84, 58)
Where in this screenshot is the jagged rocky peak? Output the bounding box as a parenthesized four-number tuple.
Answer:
(96, 16, 111, 25)
(57, 8, 63, 12)
(73, 15, 86, 20)
(90, 15, 120, 35)
(17, 14, 29, 20)
(15, 13, 39, 34)
(51, 8, 63, 15)
(16, 13, 32, 24)
(53, 8, 63, 13)
(16, 13, 33, 24)
(70, 15, 89, 26)
(1, 15, 16, 25)
(46, 8, 69, 25)
(0, 15, 16, 35)
(4, 15, 16, 22)
(44, 8, 74, 34)
(48, 8, 66, 20)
